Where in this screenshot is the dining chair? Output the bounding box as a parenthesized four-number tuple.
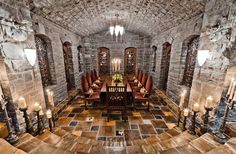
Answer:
(106, 84, 127, 122)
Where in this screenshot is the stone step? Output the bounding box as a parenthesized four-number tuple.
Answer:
(14, 133, 72, 154)
(0, 138, 26, 154)
(189, 133, 220, 153)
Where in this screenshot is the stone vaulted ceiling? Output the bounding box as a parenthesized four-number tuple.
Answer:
(30, 0, 205, 37)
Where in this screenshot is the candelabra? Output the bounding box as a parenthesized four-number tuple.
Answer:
(0, 96, 19, 144)
(215, 98, 231, 143)
(188, 110, 199, 135)
(48, 104, 55, 127)
(19, 107, 33, 134)
(200, 106, 213, 134)
(35, 110, 43, 135)
(177, 107, 182, 127)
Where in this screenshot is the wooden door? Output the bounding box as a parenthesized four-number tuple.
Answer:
(98, 47, 110, 76)
(124, 47, 137, 75)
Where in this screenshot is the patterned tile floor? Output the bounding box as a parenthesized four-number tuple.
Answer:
(55, 95, 177, 142)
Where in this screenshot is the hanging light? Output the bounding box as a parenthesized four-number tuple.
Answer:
(109, 14, 124, 40)
(110, 26, 114, 35)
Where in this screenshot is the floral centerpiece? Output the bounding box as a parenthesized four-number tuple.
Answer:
(112, 73, 123, 83)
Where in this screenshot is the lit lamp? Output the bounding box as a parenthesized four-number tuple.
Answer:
(183, 108, 189, 131)
(24, 48, 37, 77)
(197, 50, 209, 78)
(189, 102, 200, 135)
(18, 97, 33, 134)
(201, 96, 214, 134)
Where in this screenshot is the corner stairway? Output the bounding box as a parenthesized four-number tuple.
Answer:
(1, 126, 236, 154)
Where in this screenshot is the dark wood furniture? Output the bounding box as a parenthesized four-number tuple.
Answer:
(106, 84, 127, 121)
(124, 47, 137, 75)
(133, 75, 153, 111)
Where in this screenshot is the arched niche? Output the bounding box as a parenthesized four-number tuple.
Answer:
(63, 41, 75, 91)
(124, 47, 137, 75)
(77, 45, 83, 72)
(35, 34, 56, 87)
(152, 46, 157, 72)
(182, 35, 200, 88)
(97, 47, 110, 76)
(159, 42, 171, 92)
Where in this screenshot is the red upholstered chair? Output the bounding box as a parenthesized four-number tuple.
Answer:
(81, 75, 100, 109)
(86, 72, 100, 91)
(93, 69, 98, 80)
(130, 70, 143, 87)
(106, 84, 127, 122)
(90, 70, 96, 83)
(133, 75, 153, 111)
(128, 68, 140, 82)
(132, 72, 148, 92)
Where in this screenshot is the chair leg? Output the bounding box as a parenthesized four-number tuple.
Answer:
(85, 99, 88, 110)
(147, 101, 150, 111)
(107, 110, 109, 122)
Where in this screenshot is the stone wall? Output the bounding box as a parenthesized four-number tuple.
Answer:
(31, 14, 83, 103)
(151, 14, 203, 105)
(189, 0, 236, 114)
(83, 31, 151, 75)
(0, 0, 45, 130)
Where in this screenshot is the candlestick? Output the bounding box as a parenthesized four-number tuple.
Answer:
(19, 107, 33, 134)
(46, 109, 52, 119)
(200, 106, 213, 134)
(193, 103, 200, 112)
(188, 110, 198, 135)
(227, 78, 234, 97)
(35, 110, 43, 135)
(177, 107, 182, 127)
(47, 91, 54, 107)
(18, 97, 27, 109)
(183, 108, 189, 131)
(205, 96, 213, 108)
(229, 81, 236, 100)
(46, 109, 53, 132)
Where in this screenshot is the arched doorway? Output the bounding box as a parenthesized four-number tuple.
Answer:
(160, 42, 171, 92)
(35, 34, 56, 88)
(63, 42, 75, 91)
(124, 47, 137, 75)
(97, 47, 110, 76)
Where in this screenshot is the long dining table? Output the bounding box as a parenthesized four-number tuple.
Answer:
(100, 77, 133, 107)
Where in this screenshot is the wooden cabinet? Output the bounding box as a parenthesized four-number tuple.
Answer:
(98, 47, 110, 76)
(124, 47, 137, 75)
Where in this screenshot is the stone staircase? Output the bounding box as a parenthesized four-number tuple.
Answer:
(1, 126, 236, 154)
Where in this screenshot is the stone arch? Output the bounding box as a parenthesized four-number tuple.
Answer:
(152, 45, 157, 72)
(63, 41, 75, 91)
(35, 34, 56, 87)
(159, 42, 172, 92)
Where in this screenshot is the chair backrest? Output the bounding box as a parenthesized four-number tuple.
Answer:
(141, 72, 148, 86)
(93, 69, 98, 79)
(145, 75, 153, 93)
(90, 70, 96, 82)
(137, 70, 143, 81)
(86, 72, 92, 86)
(136, 69, 140, 78)
(106, 84, 127, 108)
(81, 75, 89, 92)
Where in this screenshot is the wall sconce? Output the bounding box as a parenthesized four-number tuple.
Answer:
(197, 50, 209, 78)
(24, 48, 37, 77)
